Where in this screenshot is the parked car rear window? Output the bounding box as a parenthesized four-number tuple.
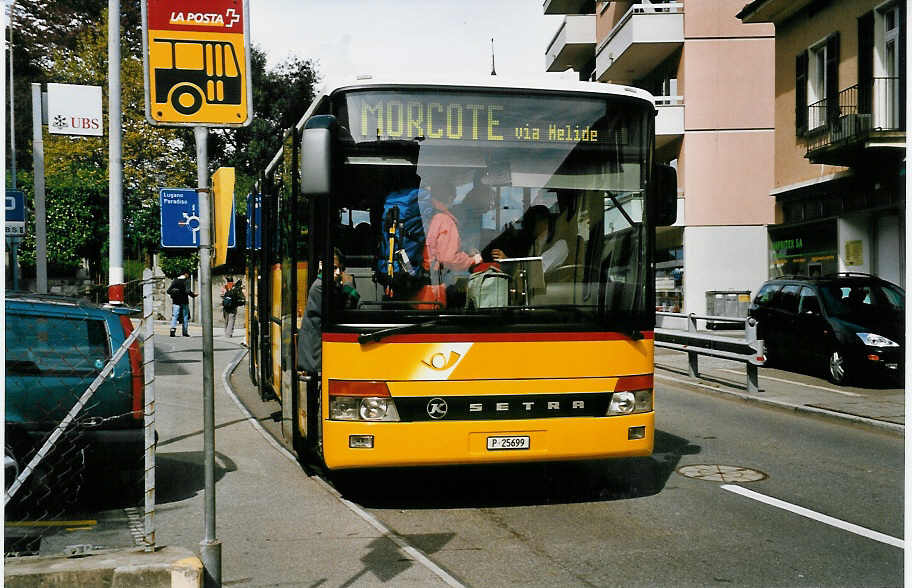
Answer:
(6, 314, 110, 375)
(754, 283, 780, 306)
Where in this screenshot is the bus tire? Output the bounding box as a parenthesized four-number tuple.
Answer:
(170, 84, 203, 115)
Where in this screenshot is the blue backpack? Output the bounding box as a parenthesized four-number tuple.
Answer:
(376, 188, 432, 296)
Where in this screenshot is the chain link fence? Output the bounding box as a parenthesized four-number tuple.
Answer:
(4, 274, 158, 557)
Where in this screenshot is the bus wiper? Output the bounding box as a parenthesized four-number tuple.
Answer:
(357, 314, 495, 345)
(357, 318, 445, 345)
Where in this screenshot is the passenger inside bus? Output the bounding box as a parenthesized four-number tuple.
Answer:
(415, 178, 482, 309)
(297, 249, 360, 374)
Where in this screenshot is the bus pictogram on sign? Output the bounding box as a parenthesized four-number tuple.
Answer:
(142, 0, 251, 127)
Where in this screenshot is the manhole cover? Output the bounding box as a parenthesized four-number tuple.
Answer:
(677, 464, 767, 483)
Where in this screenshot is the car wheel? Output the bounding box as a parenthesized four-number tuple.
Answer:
(827, 348, 850, 385)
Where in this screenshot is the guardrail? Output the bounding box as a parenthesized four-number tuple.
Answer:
(655, 312, 765, 394)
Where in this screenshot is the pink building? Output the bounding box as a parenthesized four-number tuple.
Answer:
(545, 0, 776, 314)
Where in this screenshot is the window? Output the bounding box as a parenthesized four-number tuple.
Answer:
(777, 285, 801, 314)
(6, 314, 110, 375)
(798, 287, 821, 315)
(797, 33, 839, 134)
(753, 283, 780, 306)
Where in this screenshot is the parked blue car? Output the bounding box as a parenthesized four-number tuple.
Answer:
(5, 294, 145, 489)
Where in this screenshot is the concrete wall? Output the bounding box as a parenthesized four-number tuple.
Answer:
(682, 130, 775, 226)
(683, 0, 774, 39)
(683, 225, 770, 315)
(837, 214, 873, 273)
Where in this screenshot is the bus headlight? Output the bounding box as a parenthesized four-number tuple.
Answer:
(607, 390, 652, 416)
(330, 397, 400, 421)
(359, 397, 400, 421)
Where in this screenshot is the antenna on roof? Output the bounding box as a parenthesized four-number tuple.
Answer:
(490, 37, 496, 76)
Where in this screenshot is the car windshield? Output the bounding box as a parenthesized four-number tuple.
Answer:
(326, 88, 653, 328)
(818, 281, 905, 318)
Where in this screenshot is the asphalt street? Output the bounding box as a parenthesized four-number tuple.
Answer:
(7, 325, 904, 586)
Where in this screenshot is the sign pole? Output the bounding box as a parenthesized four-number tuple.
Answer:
(30, 83, 46, 294)
(195, 125, 221, 587)
(108, 0, 124, 303)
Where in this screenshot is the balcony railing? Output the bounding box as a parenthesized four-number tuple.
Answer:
(806, 77, 903, 156)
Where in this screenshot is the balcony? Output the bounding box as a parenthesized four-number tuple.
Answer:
(595, 2, 684, 83)
(805, 77, 905, 166)
(655, 95, 684, 151)
(546, 15, 596, 73)
(543, 0, 595, 15)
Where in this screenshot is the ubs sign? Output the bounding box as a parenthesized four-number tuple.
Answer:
(46, 84, 103, 137)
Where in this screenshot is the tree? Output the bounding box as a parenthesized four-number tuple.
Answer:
(16, 10, 196, 279)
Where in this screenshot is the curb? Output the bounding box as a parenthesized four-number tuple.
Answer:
(4, 546, 203, 588)
(654, 368, 904, 435)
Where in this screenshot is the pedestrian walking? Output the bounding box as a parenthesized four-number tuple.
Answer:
(167, 271, 197, 337)
(221, 277, 245, 337)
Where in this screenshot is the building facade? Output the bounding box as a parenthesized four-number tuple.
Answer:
(738, 0, 906, 288)
(546, 0, 777, 314)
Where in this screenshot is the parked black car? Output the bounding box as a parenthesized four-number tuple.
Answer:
(749, 273, 903, 385)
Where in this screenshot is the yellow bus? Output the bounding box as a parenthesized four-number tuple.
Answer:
(246, 76, 677, 470)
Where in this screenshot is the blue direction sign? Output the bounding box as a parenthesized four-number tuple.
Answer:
(5, 190, 26, 237)
(160, 188, 236, 248)
(160, 188, 200, 247)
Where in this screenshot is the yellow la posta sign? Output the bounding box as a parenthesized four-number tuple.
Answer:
(142, 0, 252, 127)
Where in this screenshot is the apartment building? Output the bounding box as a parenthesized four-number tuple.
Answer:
(545, 0, 776, 314)
(738, 0, 905, 288)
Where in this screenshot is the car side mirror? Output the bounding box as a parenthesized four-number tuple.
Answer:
(299, 115, 336, 197)
(654, 164, 677, 226)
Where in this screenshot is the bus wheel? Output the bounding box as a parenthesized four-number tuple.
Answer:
(170, 85, 203, 115)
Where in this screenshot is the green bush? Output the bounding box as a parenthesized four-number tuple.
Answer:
(160, 252, 199, 278)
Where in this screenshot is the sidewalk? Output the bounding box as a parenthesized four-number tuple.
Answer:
(6, 321, 450, 587)
(655, 347, 904, 434)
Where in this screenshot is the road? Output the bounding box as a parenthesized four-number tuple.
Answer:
(230, 353, 903, 587)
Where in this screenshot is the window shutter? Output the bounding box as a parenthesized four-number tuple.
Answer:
(858, 12, 873, 115)
(796, 51, 808, 136)
(900, 2, 906, 128)
(825, 32, 840, 126)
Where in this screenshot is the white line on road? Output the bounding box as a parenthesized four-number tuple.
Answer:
(721, 484, 903, 549)
(220, 350, 465, 588)
(718, 369, 862, 397)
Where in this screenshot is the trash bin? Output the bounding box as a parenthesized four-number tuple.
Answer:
(705, 290, 752, 329)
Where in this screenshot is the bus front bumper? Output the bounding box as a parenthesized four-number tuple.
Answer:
(322, 413, 654, 470)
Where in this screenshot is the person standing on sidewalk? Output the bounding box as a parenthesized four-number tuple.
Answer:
(221, 277, 245, 337)
(167, 271, 197, 337)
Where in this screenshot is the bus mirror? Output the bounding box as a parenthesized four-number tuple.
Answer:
(300, 115, 336, 196)
(654, 164, 677, 226)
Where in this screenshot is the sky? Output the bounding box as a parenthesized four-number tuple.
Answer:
(249, 0, 565, 85)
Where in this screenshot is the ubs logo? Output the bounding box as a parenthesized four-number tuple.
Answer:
(426, 398, 449, 419)
(421, 351, 461, 371)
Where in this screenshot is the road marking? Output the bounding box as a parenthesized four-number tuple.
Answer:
(220, 350, 465, 588)
(721, 484, 903, 549)
(718, 369, 862, 397)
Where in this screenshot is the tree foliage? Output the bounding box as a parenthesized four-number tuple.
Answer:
(9, 5, 320, 279)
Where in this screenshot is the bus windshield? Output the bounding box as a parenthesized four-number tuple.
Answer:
(327, 88, 653, 329)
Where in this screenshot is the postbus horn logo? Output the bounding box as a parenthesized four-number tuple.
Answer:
(153, 37, 243, 116)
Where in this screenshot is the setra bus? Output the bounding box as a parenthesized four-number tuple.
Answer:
(245, 76, 677, 470)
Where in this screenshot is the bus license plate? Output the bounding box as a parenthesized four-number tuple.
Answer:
(487, 436, 530, 451)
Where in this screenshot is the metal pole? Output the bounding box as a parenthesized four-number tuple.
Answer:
(687, 313, 699, 378)
(195, 125, 221, 587)
(9, 6, 16, 189)
(10, 238, 18, 290)
(142, 269, 156, 551)
(108, 0, 124, 302)
(745, 317, 760, 394)
(30, 82, 46, 293)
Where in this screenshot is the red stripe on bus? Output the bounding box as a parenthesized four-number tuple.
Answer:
(323, 331, 654, 343)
